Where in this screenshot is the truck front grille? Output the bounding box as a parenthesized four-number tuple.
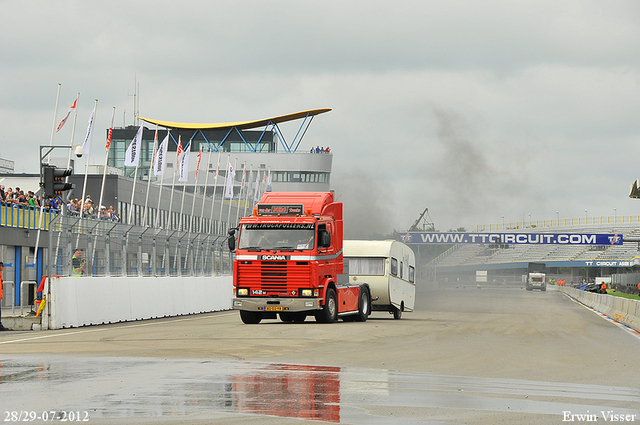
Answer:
(237, 261, 312, 295)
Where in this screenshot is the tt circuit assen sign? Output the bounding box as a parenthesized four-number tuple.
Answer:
(398, 232, 623, 246)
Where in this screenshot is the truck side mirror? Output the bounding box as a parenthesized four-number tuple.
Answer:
(318, 230, 331, 248)
(228, 228, 237, 251)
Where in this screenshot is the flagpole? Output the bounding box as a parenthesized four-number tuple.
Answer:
(189, 147, 202, 233)
(167, 135, 182, 230)
(154, 131, 169, 228)
(65, 93, 80, 170)
(218, 154, 230, 232)
(185, 146, 202, 274)
(174, 139, 191, 274)
(126, 125, 144, 224)
(251, 167, 260, 210)
(243, 163, 252, 218)
(235, 160, 246, 225)
(47, 83, 62, 163)
(98, 106, 116, 219)
(194, 147, 212, 271)
(142, 126, 159, 226)
(226, 157, 238, 226)
(79, 99, 98, 222)
(198, 148, 212, 232)
(177, 139, 191, 232)
(208, 151, 221, 234)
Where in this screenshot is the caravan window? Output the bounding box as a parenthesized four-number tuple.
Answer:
(409, 266, 415, 283)
(347, 257, 384, 275)
(390, 258, 398, 276)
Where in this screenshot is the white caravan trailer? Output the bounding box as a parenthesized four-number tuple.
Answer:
(343, 240, 416, 319)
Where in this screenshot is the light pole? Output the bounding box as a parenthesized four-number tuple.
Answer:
(528, 213, 531, 228)
(585, 209, 588, 224)
(614, 208, 617, 223)
(556, 211, 559, 226)
(502, 215, 504, 230)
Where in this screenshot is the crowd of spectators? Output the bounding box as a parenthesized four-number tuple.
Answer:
(310, 145, 331, 154)
(0, 185, 119, 221)
(67, 196, 119, 221)
(0, 185, 45, 209)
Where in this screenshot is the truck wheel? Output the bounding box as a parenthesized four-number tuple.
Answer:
(391, 302, 403, 320)
(355, 287, 371, 322)
(315, 288, 337, 323)
(240, 311, 262, 324)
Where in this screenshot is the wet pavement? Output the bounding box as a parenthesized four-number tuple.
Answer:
(2, 355, 639, 424)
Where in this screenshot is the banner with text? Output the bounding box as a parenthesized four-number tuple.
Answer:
(398, 232, 623, 245)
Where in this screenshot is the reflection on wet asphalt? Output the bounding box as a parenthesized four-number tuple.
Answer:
(1, 355, 639, 424)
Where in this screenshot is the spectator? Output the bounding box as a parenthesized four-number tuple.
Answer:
(72, 249, 86, 277)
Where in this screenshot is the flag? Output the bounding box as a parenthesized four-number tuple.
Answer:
(105, 108, 115, 150)
(224, 163, 235, 199)
(253, 169, 260, 202)
(56, 97, 77, 132)
(240, 165, 246, 190)
(214, 152, 220, 178)
(124, 125, 143, 167)
(81, 106, 96, 157)
(176, 137, 183, 159)
(154, 134, 169, 176)
(179, 142, 190, 182)
(195, 148, 202, 180)
(150, 128, 158, 165)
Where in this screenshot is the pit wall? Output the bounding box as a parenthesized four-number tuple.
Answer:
(42, 275, 233, 329)
(561, 287, 640, 333)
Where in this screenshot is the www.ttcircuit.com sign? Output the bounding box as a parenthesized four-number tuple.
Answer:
(398, 232, 623, 245)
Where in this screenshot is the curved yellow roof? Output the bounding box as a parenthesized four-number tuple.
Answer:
(139, 108, 331, 130)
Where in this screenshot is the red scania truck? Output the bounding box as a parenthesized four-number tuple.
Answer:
(228, 192, 371, 324)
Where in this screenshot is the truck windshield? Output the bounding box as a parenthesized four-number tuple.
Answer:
(238, 223, 315, 251)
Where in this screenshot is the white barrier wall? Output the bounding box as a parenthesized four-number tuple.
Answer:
(44, 275, 233, 329)
(562, 287, 640, 332)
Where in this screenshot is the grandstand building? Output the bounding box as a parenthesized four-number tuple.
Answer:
(408, 219, 640, 292)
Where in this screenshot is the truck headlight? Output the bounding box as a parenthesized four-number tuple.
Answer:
(301, 289, 313, 297)
(237, 288, 249, 296)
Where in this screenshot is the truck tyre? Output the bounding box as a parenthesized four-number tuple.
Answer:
(315, 288, 337, 323)
(240, 311, 263, 324)
(391, 302, 403, 320)
(355, 287, 371, 322)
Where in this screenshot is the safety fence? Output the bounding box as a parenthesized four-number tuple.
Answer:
(47, 214, 233, 278)
(476, 215, 640, 232)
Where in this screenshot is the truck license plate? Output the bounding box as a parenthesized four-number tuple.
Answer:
(266, 306, 283, 311)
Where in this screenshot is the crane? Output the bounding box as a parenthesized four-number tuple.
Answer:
(408, 207, 434, 232)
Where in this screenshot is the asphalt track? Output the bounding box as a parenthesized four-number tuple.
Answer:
(1, 282, 639, 424)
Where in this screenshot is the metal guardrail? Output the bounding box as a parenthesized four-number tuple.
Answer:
(1, 281, 36, 317)
(3, 281, 15, 316)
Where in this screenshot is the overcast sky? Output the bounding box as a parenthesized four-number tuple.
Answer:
(2, 1, 640, 236)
